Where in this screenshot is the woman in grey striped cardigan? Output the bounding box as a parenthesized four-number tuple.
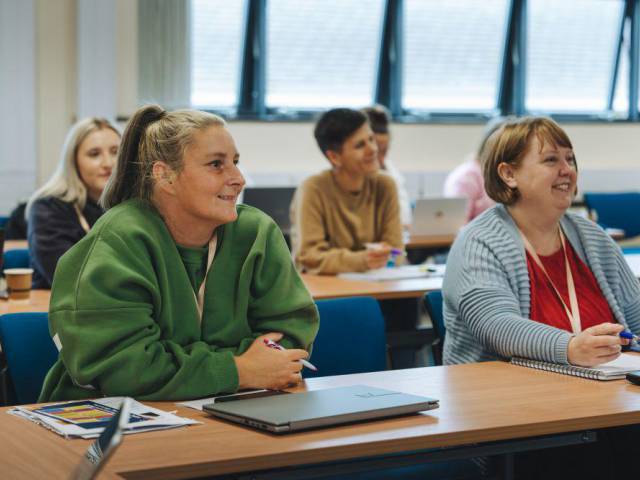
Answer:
(443, 116, 640, 479)
(443, 117, 640, 367)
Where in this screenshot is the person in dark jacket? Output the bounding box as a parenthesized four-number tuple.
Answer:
(4, 201, 27, 239)
(26, 118, 120, 288)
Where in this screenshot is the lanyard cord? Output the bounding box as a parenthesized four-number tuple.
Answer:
(193, 233, 218, 323)
(520, 227, 581, 334)
(74, 203, 90, 233)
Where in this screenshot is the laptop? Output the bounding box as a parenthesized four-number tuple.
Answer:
(410, 197, 468, 237)
(242, 187, 296, 235)
(203, 385, 439, 433)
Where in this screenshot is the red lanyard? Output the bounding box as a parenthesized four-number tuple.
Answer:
(520, 228, 581, 334)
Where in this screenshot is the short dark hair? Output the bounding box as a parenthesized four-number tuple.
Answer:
(314, 108, 368, 157)
(362, 105, 390, 134)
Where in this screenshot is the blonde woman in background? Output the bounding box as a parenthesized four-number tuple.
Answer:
(26, 118, 120, 288)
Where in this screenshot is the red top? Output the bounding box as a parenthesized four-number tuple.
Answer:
(527, 241, 615, 332)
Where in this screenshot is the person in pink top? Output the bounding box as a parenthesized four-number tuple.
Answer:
(444, 117, 508, 222)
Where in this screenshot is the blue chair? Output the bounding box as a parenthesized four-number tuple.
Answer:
(311, 296, 481, 479)
(306, 297, 387, 378)
(0, 313, 58, 404)
(583, 192, 640, 238)
(0, 215, 8, 228)
(2, 248, 30, 270)
(424, 290, 445, 365)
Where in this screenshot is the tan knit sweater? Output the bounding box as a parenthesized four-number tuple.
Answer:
(291, 169, 403, 274)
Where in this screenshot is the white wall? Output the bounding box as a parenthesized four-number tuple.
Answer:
(0, 0, 37, 212)
(77, 0, 117, 120)
(228, 120, 640, 175)
(229, 120, 640, 200)
(36, 0, 76, 184)
(1, 0, 640, 214)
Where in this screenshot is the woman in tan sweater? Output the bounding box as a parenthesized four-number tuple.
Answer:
(291, 108, 403, 274)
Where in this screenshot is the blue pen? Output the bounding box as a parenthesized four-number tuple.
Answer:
(620, 331, 639, 345)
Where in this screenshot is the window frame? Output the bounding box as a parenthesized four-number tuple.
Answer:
(193, 0, 640, 124)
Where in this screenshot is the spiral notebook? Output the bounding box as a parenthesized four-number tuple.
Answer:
(511, 353, 640, 381)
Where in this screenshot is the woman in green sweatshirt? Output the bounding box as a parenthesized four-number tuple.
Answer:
(39, 105, 319, 402)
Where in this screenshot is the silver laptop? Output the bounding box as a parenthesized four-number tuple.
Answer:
(242, 187, 296, 235)
(410, 197, 468, 236)
(203, 385, 439, 433)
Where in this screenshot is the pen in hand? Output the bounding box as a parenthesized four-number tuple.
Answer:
(263, 339, 318, 372)
(620, 331, 639, 346)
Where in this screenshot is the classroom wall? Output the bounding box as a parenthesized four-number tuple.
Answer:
(0, 0, 37, 213)
(1, 0, 640, 214)
(228, 121, 640, 200)
(229, 121, 640, 173)
(36, 0, 76, 186)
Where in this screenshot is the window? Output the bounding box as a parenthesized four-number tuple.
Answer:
(526, 0, 626, 114)
(185, 0, 640, 121)
(190, 0, 247, 109)
(265, 0, 385, 110)
(403, 0, 509, 112)
(613, 19, 629, 116)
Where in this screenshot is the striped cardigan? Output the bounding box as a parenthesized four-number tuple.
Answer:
(443, 204, 640, 365)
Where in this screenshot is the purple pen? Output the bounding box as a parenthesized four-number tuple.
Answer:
(387, 248, 403, 267)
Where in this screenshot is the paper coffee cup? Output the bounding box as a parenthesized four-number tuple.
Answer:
(4, 268, 33, 300)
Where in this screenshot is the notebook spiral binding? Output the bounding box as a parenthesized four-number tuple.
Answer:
(511, 357, 609, 380)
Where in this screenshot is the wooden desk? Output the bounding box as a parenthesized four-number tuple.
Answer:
(2, 362, 639, 479)
(0, 274, 439, 315)
(1, 412, 120, 479)
(0, 290, 50, 315)
(301, 273, 442, 300)
(0, 277, 440, 310)
(3, 239, 28, 251)
(405, 234, 456, 250)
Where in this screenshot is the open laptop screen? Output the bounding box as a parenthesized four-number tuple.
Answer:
(410, 197, 468, 237)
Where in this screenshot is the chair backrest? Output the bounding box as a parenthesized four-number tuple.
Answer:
(306, 297, 387, 378)
(424, 290, 445, 365)
(583, 192, 640, 238)
(0, 313, 58, 404)
(3, 248, 30, 270)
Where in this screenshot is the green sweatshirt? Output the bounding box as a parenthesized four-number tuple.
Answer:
(39, 200, 319, 402)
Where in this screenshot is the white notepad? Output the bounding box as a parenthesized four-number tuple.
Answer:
(511, 353, 640, 381)
(338, 264, 445, 282)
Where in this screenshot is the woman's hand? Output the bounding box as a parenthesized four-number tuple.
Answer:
(234, 333, 309, 390)
(567, 323, 628, 367)
(365, 243, 392, 270)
